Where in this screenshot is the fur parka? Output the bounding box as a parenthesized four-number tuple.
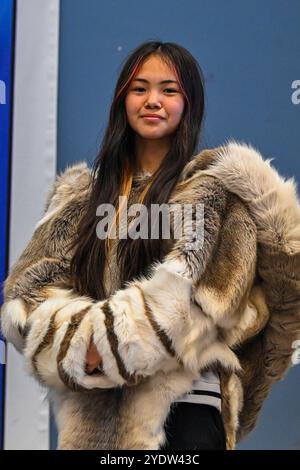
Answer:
(1, 141, 300, 450)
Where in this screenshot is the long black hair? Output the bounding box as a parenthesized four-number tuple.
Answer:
(68, 40, 206, 299)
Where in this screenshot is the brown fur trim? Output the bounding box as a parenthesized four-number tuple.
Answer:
(57, 307, 91, 391)
(101, 301, 142, 386)
(134, 284, 182, 364)
(32, 315, 57, 379)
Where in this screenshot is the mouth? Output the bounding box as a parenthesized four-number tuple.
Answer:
(141, 116, 164, 122)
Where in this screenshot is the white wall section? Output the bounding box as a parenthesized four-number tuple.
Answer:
(4, 0, 60, 450)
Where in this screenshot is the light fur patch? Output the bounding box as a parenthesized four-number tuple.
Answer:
(35, 324, 69, 390)
(225, 301, 258, 346)
(202, 140, 300, 253)
(34, 202, 66, 229)
(109, 283, 174, 377)
(195, 342, 242, 373)
(162, 258, 193, 282)
(1, 298, 28, 351)
(194, 285, 233, 324)
(36, 161, 89, 229)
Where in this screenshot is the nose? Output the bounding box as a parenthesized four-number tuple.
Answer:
(145, 90, 162, 109)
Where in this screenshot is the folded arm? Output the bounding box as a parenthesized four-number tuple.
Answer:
(1, 161, 246, 392)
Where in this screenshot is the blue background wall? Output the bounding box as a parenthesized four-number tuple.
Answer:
(57, 0, 300, 449)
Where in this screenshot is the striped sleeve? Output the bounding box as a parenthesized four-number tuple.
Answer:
(9, 258, 241, 392)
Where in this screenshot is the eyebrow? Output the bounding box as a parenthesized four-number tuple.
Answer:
(132, 78, 178, 85)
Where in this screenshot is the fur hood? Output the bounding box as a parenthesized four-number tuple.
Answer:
(1, 141, 300, 450)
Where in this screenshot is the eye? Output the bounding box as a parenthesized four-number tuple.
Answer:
(131, 87, 178, 94)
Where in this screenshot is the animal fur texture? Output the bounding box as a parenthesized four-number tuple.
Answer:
(1, 140, 300, 449)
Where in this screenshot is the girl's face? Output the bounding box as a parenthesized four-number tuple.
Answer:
(124, 55, 185, 142)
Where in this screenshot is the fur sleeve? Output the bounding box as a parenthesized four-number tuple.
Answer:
(202, 141, 300, 441)
(1, 162, 91, 350)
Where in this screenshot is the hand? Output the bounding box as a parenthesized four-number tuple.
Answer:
(85, 340, 103, 374)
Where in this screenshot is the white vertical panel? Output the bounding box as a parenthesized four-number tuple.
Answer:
(4, 0, 60, 449)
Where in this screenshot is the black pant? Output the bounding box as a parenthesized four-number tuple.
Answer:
(161, 403, 227, 450)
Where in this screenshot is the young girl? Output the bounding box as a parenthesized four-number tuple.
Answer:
(2, 40, 299, 450)
(79, 41, 226, 450)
